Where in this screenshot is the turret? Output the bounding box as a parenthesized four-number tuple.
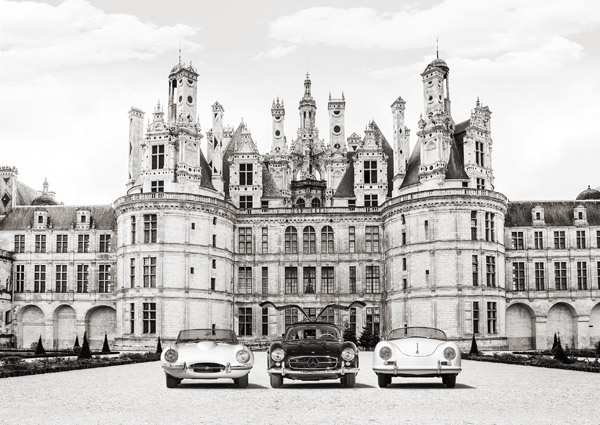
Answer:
(391, 96, 410, 194)
(127, 107, 145, 189)
(168, 57, 199, 126)
(328, 92, 346, 155)
(299, 73, 317, 130)
(211, 101, 225, 192)
(271, 97, 286, 154)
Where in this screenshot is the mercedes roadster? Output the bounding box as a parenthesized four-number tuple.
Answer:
(161, 329, 254, 388)
(372, 327, 461, 388)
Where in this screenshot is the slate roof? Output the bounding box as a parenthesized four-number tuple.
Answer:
(333, 152, 356, 198)
(261, 166, 280, 197)
(0, 205, 116, 231)
(222, 123, 245, 198)
(15, 181, 40, 206)
(399, 139, 422, 189)
(505, 201, 600, 227)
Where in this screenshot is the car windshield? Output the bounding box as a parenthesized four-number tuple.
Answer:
(176, 329, 238, 343)
(387, 327, 447, 340)
(284, 324, 341, 341)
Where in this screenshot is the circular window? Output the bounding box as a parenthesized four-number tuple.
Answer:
(187, 96, 193, 104)
(333, 110, 341, 116)
(274, 115, 281, 121)
(333, 125, 341, 134)
(188, 79, 194, 85)
(178, 96, 183, 103)
(275, 130, 281, 137)
(428, 96, 433, 101)
(334, 143, 340, 149)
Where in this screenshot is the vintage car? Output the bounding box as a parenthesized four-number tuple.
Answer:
(372, 327, 462, 388)
(161, 329, 254, 388)
(266, 321, 360, 388)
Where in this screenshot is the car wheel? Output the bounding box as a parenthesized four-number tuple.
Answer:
(236, 374, 249, 388)
(341, 373, 356, 388)
(377, 374, 391, 388)
(444, 374, 457, 388)
(270, 374, 283, 388)
(165, 373, 180, 388)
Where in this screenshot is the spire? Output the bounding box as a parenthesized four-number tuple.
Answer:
(436, 37, 439, 59)
(178, 42, 182, 65)
(304, 72, 312, 98)
(43, 178, 48, 194)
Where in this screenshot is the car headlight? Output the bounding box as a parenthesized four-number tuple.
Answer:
(164, 349, 178, 363)
(236, 350, 251, 364)
(379, 346, 392, 361)
(341, 347, 356, 362)
(271, 348, 285, 362)
(443, 347, 456, 360)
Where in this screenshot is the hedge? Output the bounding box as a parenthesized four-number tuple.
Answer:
(462, 352, 600, 373)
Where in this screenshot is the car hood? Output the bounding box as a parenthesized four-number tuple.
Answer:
(173, 341, 243, 359)
(283, 340, 342, 357)
(390, 338, 445, 357)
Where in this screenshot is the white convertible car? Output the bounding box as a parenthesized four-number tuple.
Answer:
(161, 329, 254, 388)
(372, 327, 462, 388)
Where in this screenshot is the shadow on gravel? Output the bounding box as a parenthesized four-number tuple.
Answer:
(176, 383, 269, 390)
(386, 382, 475, 390)
(276, 382, 375, 389)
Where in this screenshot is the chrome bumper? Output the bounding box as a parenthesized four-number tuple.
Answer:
(162, 362, 252, 374)
(268, 364, 359, 377)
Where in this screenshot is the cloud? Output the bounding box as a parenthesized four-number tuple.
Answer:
(0, 0, 201, 78)
(253, 45, 297, 61)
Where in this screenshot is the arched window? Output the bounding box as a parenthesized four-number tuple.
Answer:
(285, 226, 298, 254)
(303, 226, 316, 254)
(321, 226, 334, 253)
(296, 199, 305, 208)
(311, 198, 321, 208)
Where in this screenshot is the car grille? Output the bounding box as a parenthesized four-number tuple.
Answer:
(288, 356, 338, 370)
(190, 363, 225, 373)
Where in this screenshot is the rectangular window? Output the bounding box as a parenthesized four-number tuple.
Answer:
(487, 302, 497, 334)
(535, 262, 545, 291)
(262, 308, 269, 336)
(472, 255, 479, 286)
(34, 265, 46, 293)
(511, 232, 524, 250)
(365, 226, 380, 253)
(349, 266, 357, 294)
(76, 264, 89, 293)
(348, 199, 356, 208)
(144, 214, 157, 243)
(239, 195, 253, 210)
(365, 265, 380, 293)
(402, 257, 407, 271)
(238, 227, 252, 254)
(211, 278, 215, 290)
(131, 216, 136, 244)
(364, 160, 377, 184)
(424, 220, 429, 240)
(554, 231, 566, 249)
(321, 227, 334, 253)
(142, 302, 156, 334)
(364, 194, 378, 207)
(238, 266, 252, 293)
(77, 234, 90, 253)
(239, 163, 253, 186)
(285, 267, 298, 294)
(554, 261, 567, 290)
(150, 180, 164, 193)
(576, 230, 586, 249)
(261, 267, 268, 294)
(349, 308, 357, 333)
(366, 307, 380, 336)
(55, 264, 67, 293)
(99, 234, 111, 253)
(470, 211, 477, 240)
(348, 226, 356, 253)
(261, 227, 268, 253)
(303, 228, 316, 254)
(98, 264, 112, 293)
(284, 308, 298, 330)
(130, 303, 135, 334)
(130, 258, 135, 288)
(151, 144, 165, 169)
(320, 307, 334, 324)
(597, 230, 600, 248)
(15, 264, 25, 293)
(402, 232, 406, 246)
(285, 228, 298, 254)
(14, 235, 25, 253)
(306, 308, 316, 321)
(512, 262, 525, 291)
(239, 307, 252, 336)
(476, 178, 485, 190)
(475, 141, 484, 167)
(485, 213, 495, 242)
(321, 267, 334, 294)
(486, 256, 496, 287)
(143, 257, 157, 288)
(35, 234, 46, 253)
(303, 267, 316, 294)
(534, 231, 543, 250)
(577, 261, 587, 290)
(212, 234, 216, 247)
(473, 302, 479, 334)
(56, 235, 68, 253)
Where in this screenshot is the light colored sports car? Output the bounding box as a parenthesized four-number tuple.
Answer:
(372, 327, 461, 388)
(161, 329, 254, 388)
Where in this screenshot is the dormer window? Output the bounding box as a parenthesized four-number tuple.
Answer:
(38, 215, 44, 224)
(574, 205, 587, 224)
(531, 206, 545, 226)
(239, 163, 253, 186)
(33, 210, 48, 229)
(77, 209, 91, 230)
(81, 215, 86, 223)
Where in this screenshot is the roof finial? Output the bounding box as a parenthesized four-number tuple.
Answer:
(436, 37, 439, 59)
(178, 42, 182, 65)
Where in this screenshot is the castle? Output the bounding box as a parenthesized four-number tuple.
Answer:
(1, 56, 599, 351)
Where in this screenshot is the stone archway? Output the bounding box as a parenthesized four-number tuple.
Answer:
(506, 303, 535, 350)
(53, 305, 77, 350)
(547, 303, 576, 348)
(590, 303, 600, 348)
(19, 305, 44, 349)
(85, 306, 116, 350)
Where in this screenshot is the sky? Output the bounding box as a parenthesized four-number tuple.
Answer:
(1, 0, 599, 205)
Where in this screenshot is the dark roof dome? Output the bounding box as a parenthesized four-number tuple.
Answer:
(576, 186, 600, 200)
(31, 195, 58, 206)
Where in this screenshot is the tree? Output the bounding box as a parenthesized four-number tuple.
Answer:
(359, 327, 373, 350)
(35, 335, 46, 356)
(342, 325, 357, 346)
(369, 332, 380, 348)
(156, 336, 163, 354)
(553, 339, 570, 364)
(73, 335, 80, 352)
(101, 333, 111, 354)
(78, 331, 92, 360)
(470, 334, 479, 355)
(552, 333, 558, 351)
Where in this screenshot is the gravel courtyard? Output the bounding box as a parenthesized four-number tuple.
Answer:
(1, 352, 598, 425)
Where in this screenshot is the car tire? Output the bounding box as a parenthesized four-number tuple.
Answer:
(341, 373, 356, 388)
(377, 374, 391, 388)
(444, 374, 457, 388)
(236, 374, 249, 388)
(165, 373, 180, 388)
(270, 374, 283, 388)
